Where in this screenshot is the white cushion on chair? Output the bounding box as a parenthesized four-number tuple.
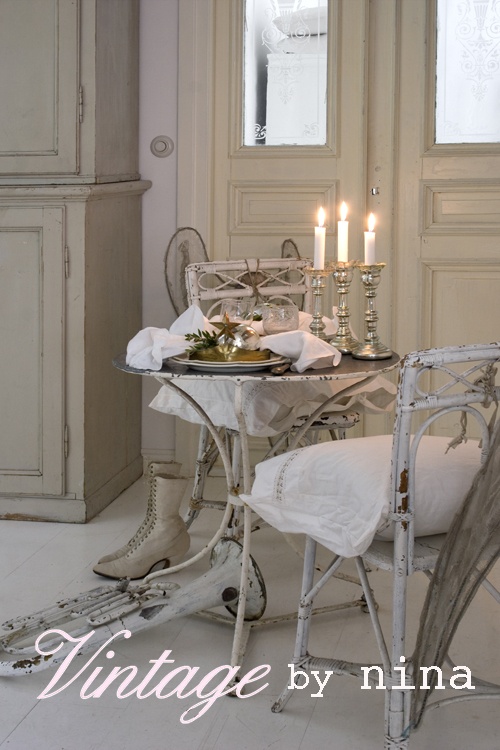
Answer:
(241, 435, 482, 558)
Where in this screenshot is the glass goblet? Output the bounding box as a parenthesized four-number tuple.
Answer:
(262, 301, 300, 335)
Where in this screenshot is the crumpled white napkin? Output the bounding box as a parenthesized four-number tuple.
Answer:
(126, 306, 213, 370)
(260, 330, 342, 372)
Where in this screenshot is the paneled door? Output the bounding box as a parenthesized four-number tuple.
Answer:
(392, 0, 500, 358)
(178, 0, 371, 271)
(175, 0, 500, 463)
(178, 0, 500, 349)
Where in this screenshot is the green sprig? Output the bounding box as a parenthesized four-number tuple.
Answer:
(185, 329, 219, 354)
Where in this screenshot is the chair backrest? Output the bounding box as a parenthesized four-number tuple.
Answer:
(390, 342, 500, 571)
(184, 258, 313, 318)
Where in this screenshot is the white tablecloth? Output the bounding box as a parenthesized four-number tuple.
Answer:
(149, 375, 397, 438)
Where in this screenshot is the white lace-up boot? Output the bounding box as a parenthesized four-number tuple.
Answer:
(95, 463, 176, 564)
(93, 470, 190, 580)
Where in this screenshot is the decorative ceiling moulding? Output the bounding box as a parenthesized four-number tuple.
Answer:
(421, 180, 500, 235)
(228, 180, 336, 235)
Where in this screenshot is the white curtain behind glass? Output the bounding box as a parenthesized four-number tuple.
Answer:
(436, 0, 500, 143)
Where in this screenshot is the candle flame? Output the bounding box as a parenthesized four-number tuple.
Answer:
(368, 213, 376, 232)
(340, 202, 348, 221)
(318, 207, 325, 227)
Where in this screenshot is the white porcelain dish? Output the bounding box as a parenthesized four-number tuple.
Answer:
(168, 353, 288, 373)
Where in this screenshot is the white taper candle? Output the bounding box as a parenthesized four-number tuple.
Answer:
(314, 207, 326, 270)
(364, 213, 376, 265)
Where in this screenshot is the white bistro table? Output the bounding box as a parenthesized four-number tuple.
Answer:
(113, 351, 401, 668)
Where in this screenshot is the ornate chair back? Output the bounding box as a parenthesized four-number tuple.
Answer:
(185, 258, 313, 318)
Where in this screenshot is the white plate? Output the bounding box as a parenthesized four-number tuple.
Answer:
(168, 353, 288, 373)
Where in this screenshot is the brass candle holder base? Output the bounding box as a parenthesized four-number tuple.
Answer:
(305, 266, 331, 339)
(329, 261, 359, 354)
(352, 263, 392, 360)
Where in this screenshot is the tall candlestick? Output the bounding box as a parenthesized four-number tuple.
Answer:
(314, 207, 326, 270)
(364, 213, 376, 265)
(337, 202, 348, 262)
(352, 262, 392, 360)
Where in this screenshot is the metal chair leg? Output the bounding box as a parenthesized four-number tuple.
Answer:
(272, 536, 318, 713)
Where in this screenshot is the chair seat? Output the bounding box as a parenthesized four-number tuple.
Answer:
(366, 527, 500, 572)
(365, 534, 447, 571)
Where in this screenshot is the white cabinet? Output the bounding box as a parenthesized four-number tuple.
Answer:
(0, 0, 139, 184)
(0, 183, 149, 522)
(0, 0, 147, 522)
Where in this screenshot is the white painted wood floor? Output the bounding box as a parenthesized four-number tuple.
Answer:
(1, 475, 499, 750)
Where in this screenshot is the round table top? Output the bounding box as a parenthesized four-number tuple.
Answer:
(113, 351, 401, 383)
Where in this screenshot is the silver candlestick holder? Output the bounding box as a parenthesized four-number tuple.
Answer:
(305, 266, 331, 339)
(352, 262, 392, 360)
(329, 261, 359, 353)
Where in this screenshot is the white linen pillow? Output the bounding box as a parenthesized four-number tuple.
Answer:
(273, 7, 328, 36)
(241, 435, 481, 558)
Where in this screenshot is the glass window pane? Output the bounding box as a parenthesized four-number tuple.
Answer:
(435, 0, 500, 144)
(243, 0, 329, 146)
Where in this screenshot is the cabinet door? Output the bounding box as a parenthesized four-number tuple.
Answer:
(0, 0, 79, 177)
(0, 206, 65, 495)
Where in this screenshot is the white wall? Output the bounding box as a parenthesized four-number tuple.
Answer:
(139, 0, 179, 462)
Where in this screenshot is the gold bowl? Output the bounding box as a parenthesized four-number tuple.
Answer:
(189, 345, 271, 363)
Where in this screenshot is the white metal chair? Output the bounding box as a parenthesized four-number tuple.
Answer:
(182, 257, 361, 526)
(243, 342, 500, 748)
